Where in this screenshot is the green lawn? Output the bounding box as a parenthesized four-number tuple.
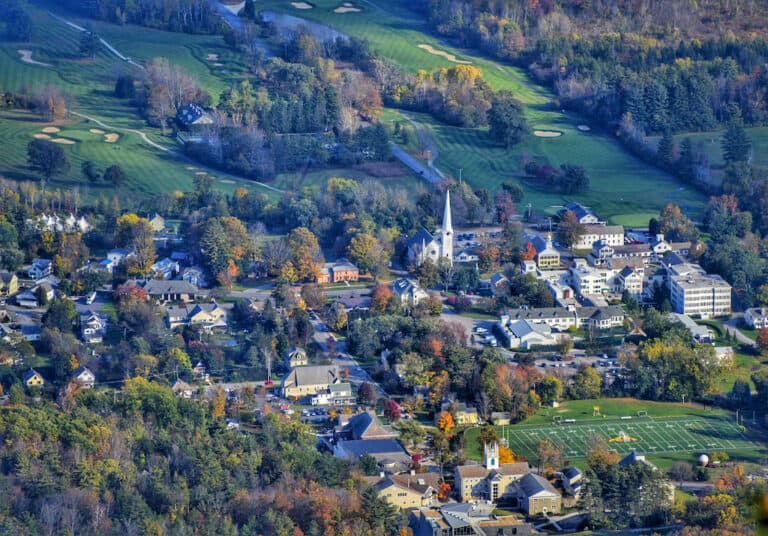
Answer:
(464, 398, 766, 467)
(256, 0, 707, 223)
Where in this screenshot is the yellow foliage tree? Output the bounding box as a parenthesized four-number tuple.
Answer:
(212, 387, 226, 419)
(498, 446, 515, 464)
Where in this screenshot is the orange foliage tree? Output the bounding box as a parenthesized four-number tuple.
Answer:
(436, 411, 454, 432)
(498, 446, 515, 464)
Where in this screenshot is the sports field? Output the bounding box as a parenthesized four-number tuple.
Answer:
(500, 416, 760, 460)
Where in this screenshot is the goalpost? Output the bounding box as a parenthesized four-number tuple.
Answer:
(637, 410, 648, 418)
(553, 416, 562, 425)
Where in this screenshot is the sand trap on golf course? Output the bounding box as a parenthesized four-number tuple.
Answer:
(417, 44, 471, 64)
(291, 2, 313, 8)
(51, 138, 76, 144)
(17, 50, 51, 67)
(213, 63, 224, 67)
(334, 4, 360, 12)
(533, 130, 562, 138)
(33, 133, 51, 139)
(206, 53, 219, 61)
(220, 179, 236, 184)
(42, 126, 60, 133)
(221, 1, 245, 15)
(577, 125, 591, 132)
(186, 166, 197, 170)
(89, 128, 106, 134)
(104, 133, 119, 143)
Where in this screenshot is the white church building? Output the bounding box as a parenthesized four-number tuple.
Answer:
(407, 190, 454, 266)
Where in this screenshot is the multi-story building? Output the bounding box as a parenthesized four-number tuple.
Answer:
(745, 308, 768, 330)
(670, 272, 731, 318)
(569, 261, 614, 296)
(531, 234, 560, 269)
(572, 224, 624, 250)
(317, 258, 360, 284)
(454, 443, 530, 502)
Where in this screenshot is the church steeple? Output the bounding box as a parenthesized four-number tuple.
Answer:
(441, 190, 453, 262)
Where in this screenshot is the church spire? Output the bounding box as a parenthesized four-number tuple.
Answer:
(443, 189, 453, 235)
(441, 190, 453, 263)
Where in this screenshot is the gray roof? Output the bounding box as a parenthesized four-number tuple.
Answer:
(564, 202, 595, 221)
(143, 279, 198, 295)
(502, 306, 624, 323)
(408, 227, 435, 249)
(517, 473, 560, 497)
(283, 365, 337, 387)
(336, 438, 407, 458)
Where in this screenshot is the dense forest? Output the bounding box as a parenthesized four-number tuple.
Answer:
(418, 0, 768, 134)
(58, 0, 223, 33)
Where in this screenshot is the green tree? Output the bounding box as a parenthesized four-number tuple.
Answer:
(556, 210, 585, 249)
(395, 419, 424, 450)
(722, 124, 751, 164)
(103, 164, 126, 186)
(570, 366, 602, 399)
(359, 453, 379, 475)
(43, 299, 77, 332)
(79, 23, 101, 58)
(81, 160, 100, 182)
(27, 139, 69, 183)
(477, 424, 499, 450)
(537, 375, 563, 405)
(361, 486, 397, 533)
(657, 130, 675, 168)
(488, 90, 529, 148)
(8, 383, 24, 404)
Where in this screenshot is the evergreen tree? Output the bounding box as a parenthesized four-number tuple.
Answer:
(79, 23, 101, 58)
(722, 124, 751, 164)
(657, 130, 675, 169)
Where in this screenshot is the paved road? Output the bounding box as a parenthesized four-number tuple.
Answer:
(390, 113, 446, 186)
(206, 0, 274, 57)
(726, 316, 756, 347)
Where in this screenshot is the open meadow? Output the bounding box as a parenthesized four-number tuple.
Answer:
(256, 0, 707, 223)
(464, 399, 766, 469)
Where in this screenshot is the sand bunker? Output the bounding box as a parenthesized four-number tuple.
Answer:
(213, 62, 224, 67)
(51, 138, 76, 145)
(291, 2, 313, 8)
(533, 130, 563, 138)
(186, 166, 198, 170)
(17, 50, 51, 67)
(220, 179, 236, 184)
(195, 171, 208, 175)
(33, 133, 51, 140)
(577, 125, 591, 132)
(222, 1, 245, 15)
(417, 44, 472, 64)
(206, 53, 219, 61)
(41, 126, 60, 133)
(334, 5, 360, 12)
(89, 128, 106, 134)
(104, 133, 119, 143)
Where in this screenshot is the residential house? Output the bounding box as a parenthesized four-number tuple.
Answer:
(490, 412, 511, 426)
(513, 473, 562, 515)
(745, 308, 768, 329)
(531, 234, 560, 269)
(311, 382, 355, 406)
(670, 271, 731, 318)
(455, 443, 531, 502)
(496, 319, 559, 349)
(317, 258, 360, 284)
(371, 472, 440, 510)
(572, 224, 624, 250)
(16, 283, 54, 308)
(23, 368, 45, 388)
(171, 379, 194, 398)
(557, 467, 583, 496)
(182, 266, 207, 288)
(96, 258, 116, 274)
(563, 202, 599, 224)
(166, 302, 228, 330)
(143, 279, 199, 302)
(176, 103, 213, 128)
(28, 258, 52, 280)
(281, 365, 339, 398)
(192, 361, 208, 379)
(490, 273, 510, 297)
(392, 278, 429, 310)
(107, 248, 135, 265)
(80, 310, 108, 343)
(569, 261, 613, 296)
(442, 401, 479, 425)
(150, 258, 180, 279)
(284, 346, 308, 369)
(498, 305, 625, 333)
(588, 239, 615, 267)
(71, 366, 95, 389)
(454, 247, 479, 264)
(0, 271, 18, 296)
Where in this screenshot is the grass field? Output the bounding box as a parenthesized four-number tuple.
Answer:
(256, 0, 707, 223)
(465, 399, 766, 467)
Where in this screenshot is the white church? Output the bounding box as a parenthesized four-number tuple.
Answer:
(407, 190, 454, 267)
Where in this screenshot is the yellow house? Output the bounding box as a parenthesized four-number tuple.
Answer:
(455, 403, 479, 426)
(455, 443, 530, 502)
(374, 473, 440, 510)
(0, 271, 18, 296)
(281, 365, 339, 398)
(23, 369, 45, 388)
(533, 234, 560, 269)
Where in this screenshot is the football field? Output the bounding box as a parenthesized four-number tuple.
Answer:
(500, 416, 760, 459)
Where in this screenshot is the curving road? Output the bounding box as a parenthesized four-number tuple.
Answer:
(391, 113, 445, 185)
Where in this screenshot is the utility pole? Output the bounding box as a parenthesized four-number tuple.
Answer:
(458, 168, 463, 183)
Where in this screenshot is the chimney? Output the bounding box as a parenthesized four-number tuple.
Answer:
(410, 469, 416, 476)
(379, 471, 385, 478)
